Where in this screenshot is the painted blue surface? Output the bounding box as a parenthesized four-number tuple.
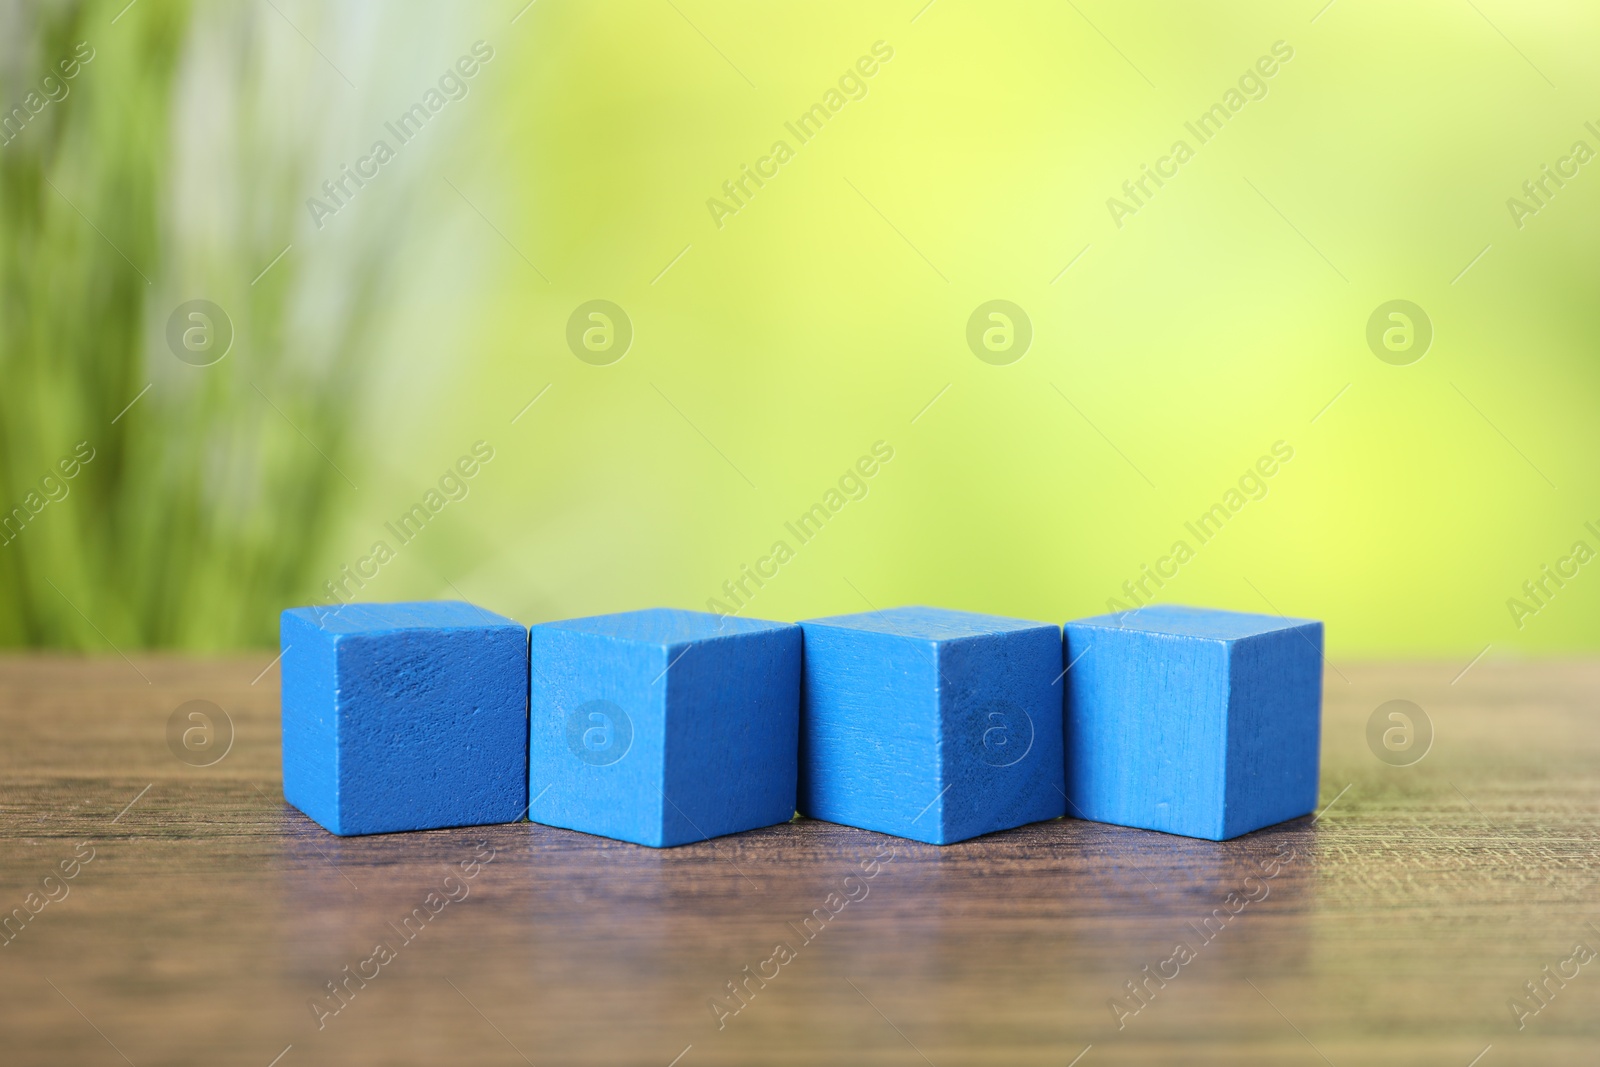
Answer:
(798, 606, 1066, 845)
(1063, 604, 1323, 841)
(528, 608, 801, 848)
(280, 601, 529, 836)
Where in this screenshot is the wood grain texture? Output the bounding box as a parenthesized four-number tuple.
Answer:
(1, 653, 1597, 1066)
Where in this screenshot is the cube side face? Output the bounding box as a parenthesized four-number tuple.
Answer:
(798, 624, 943, 843)
(528, 627, 667, 846)
(1064, 625, 1230, 839)
(1221, 625, 1323, 838)
(936, 627, 1067, 844)
(281, 610, 342, 833)
(333, 625, 528, 835)
(660, 625, 802, 846)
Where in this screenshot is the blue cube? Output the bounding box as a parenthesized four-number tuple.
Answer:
(527, 608, 801, 847)
(798, 606, 1066, 845)
(1063, 605, 1323, 840)
(280, 601, 529, 836)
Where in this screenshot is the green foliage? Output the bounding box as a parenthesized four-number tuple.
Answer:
(0, 0, 388, 649)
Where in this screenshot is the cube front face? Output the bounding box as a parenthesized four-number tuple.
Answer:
(528, 609, 801, 848)
(799, 607, 1066, 845)
(1064, 606, 1322, 841)
(280, 604, 529, 836)
(797, 623, 942, 840)
(1062, 627, 1231, 839)
(527, 626, 670, 846)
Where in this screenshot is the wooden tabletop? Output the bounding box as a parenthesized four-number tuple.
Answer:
(1, 654, 1596, 1066)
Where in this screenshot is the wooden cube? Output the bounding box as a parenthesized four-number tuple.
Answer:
(798, 606, 1065, 845)
(527, 608, 801, 847)
(1063, 605, 1323, 840)
(280, 601, 529, 836)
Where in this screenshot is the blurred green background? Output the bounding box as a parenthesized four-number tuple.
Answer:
(2, 0, 1597, 657)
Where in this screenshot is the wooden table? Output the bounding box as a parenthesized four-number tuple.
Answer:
(1, 655, 1596, 1066)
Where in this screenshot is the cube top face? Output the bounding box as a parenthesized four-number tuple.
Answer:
(280, 605, 529, 836)
(282, 600, 520, 637)
(528, 611, 801, 848)
(1064, 608, 1322, 841)
(801, 605, 1051, 644)
(799, 608, 1065, 845)
(1068, 604, 1317, 644)
(536, 607, 790, 649)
